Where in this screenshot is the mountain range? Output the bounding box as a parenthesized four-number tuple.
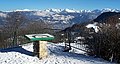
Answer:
(62, 12, 120, 33)
(0, 8, 120, 29)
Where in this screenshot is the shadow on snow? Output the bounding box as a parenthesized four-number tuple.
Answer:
(0, 46, 34, 56)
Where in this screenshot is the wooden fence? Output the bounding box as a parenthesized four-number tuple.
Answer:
(63, 31, 88, 52)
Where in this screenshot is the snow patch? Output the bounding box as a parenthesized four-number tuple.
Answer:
(119, 18, 120, 20)
(74, 37, 85, 40)
(86, 23, 99, 33)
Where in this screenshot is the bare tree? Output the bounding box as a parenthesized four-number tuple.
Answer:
(4, 11, 26, 45)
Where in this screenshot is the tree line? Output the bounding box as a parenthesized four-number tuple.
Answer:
(0, 11, 52, 48)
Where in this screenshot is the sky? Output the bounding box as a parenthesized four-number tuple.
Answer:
(0, 0, 120, 11)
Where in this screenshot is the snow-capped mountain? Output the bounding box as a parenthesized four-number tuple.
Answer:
(44, 9, 62, 13)
(14, 9, 32, 12)
(101, 8, 120, 13)
(61, 9, 80, 13)
(0, 8, 119, 29)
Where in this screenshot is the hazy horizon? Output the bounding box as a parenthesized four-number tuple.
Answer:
(1, 8, 120, 12)
(0, 0, 120, 11)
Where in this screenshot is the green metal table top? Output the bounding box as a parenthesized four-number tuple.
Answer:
(25, 34, 54, 41)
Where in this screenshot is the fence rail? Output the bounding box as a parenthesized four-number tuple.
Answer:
(65, 43, 87, 52)
(63, 31, 88, 52)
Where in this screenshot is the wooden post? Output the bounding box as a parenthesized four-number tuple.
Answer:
(33, 41, 39, 57)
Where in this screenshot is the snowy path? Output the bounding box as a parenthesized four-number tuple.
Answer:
(0, 43, 115, 64)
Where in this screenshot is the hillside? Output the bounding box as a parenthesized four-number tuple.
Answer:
(60, 11, 120, 33)
(55, 11, 120, 63)
(94, 12, 120, 23)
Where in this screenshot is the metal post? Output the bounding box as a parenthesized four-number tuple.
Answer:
(68, 32, 71, 49)
(67, 31, 71, 51)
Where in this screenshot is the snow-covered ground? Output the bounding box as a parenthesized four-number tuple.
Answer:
(0, 43, 115, 64)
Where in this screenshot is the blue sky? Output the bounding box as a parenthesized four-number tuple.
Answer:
(0, 0, 120, 11)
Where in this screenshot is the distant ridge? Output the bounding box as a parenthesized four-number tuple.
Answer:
(0, 8, 119, 29)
